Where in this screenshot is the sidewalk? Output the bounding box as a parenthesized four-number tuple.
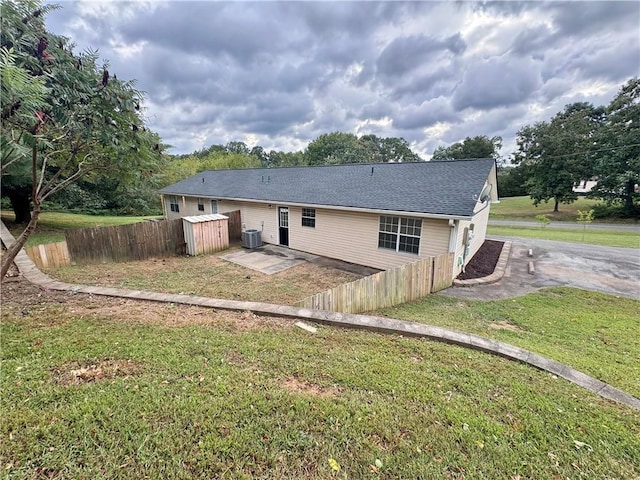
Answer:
(2, 221, 638, 410)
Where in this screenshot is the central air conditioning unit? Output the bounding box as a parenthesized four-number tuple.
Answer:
(242, 229, 262, 249)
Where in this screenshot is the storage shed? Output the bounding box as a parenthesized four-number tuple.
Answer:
(182, 214, 229, 256)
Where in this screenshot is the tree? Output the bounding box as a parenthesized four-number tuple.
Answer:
(305, 132, 422, 165)
(1, 45, 48, 222)
(359, 135, 421, 163)
(305, 132, 367, 165)
(432, 135, 502, 161)
(1, 0, 161, 279)
(497, 165, 528, 197)
(225, 141, 249, 155)
(160, 150, 260, 187)
(589, 78, 640, 217)
(513, 103, 604, 212)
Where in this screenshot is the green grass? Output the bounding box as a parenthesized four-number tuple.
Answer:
(487, 225, 640, 248)
(2, 287, 639, 479)
(490, 196, 636, 223)
(377, 288, 640, 398)
(1, 211, 161, 246)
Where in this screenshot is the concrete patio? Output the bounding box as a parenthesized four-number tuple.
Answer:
(221, 244, 319, 274)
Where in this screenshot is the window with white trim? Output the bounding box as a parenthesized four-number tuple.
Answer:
(211, 200, 218, 214)
(301, 208, 316, 227)
(378, 216, 421, 254)
(197, 198, 205, 212)
(169, 196, 180, 213)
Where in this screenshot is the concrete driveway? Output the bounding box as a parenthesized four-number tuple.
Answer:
(443, 236, 640, 301)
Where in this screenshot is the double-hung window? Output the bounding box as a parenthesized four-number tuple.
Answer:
(301, 208, 316, 227)
(378, 216, 421, 254)
(211, 200, 218, 214)
(197, 198, 205, 212)
(169, 196, 180, 213)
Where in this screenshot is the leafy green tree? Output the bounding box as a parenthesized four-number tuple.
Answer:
(359, 134, 421, 163)
(513, 103, 604, 212)
(305, 132, 422, 165)
(225, 141, 249, 155)
(589, 78, 640, 217)
(432, 135, 502, 161)
(0, 0, 161, 279)
(268, 150, 305, 167)
(497, 165, 528, 197)
(305, 132, 367, 165)
(576, 209, 595, 241)
(160, 151, 260, 187)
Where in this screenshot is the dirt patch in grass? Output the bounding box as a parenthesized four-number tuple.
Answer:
(488, 321, 522, 332)
(2, 277, 292, 331)
(52, 359, 144, 385)
(282, 376, 342, 398)
(45, 248, 360, 305)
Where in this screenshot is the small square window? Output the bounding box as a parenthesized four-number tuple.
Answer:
(302, 208, 316, 228)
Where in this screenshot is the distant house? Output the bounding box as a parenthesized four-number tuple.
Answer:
(573, 179, 598, 194)
(159, 158, 498, 278)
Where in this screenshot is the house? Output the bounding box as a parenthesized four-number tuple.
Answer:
(573, 179, 598, 195)
(159, 158, 498, 277)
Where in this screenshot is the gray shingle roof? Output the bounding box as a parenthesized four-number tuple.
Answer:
(159, 158, 496, 217)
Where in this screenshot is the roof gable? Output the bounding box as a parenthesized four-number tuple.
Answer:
(159, 159, 496, 217)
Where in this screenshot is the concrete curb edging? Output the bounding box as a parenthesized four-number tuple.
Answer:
(2, 223, 638, 410)
(453, 241, 512, 287)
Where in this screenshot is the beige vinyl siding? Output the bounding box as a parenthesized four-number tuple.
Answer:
(287, 207, 450, 270)
(453, 191, 492, 276)
(487, 163, 498, 202)
(217, 200, 280, 243)
(164, 196, 233, 220)
(166, 197, 454, 271)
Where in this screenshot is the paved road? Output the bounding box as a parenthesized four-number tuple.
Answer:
(443, 236, 640, 301)
(489, 219, 640, 232)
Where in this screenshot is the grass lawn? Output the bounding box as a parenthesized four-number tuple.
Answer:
(1, 211, 161, 246)
(377, 287, 640, 398)
(490, 196, 638, 223)
(45, 247, 359, 306)
(487, 225, 640, 248)
(2, 280, 639, 479)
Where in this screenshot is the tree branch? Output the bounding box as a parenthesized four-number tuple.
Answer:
(40, 153, 93, 200)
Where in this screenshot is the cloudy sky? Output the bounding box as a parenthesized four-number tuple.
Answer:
(45, 1, 640, 159)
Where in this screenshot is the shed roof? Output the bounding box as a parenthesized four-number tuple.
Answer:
(182, 214, 228, 223)
(160, 158, 496, 218)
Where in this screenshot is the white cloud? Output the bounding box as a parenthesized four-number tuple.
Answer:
(44, 1, 639, 157)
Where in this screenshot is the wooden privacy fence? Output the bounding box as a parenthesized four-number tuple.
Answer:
(296, 252, 455, 314)
(24, 241, 71, 269)
(65, 218, 185, 265)
(222, 210, 241, 241)
(432, 251, 455, 292)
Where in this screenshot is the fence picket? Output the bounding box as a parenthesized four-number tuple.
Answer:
(296, 253, 454, 314)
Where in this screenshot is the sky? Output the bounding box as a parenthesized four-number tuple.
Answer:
(45, 1, 640, 159)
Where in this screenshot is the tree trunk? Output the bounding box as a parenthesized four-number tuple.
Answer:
(554, 198, 559, 212)
(7, 188, 32, 224)
(624, 179, 635, 217)
(0, 201, 41, 281)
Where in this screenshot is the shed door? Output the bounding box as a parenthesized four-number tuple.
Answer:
(278, 207, 289, 246)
